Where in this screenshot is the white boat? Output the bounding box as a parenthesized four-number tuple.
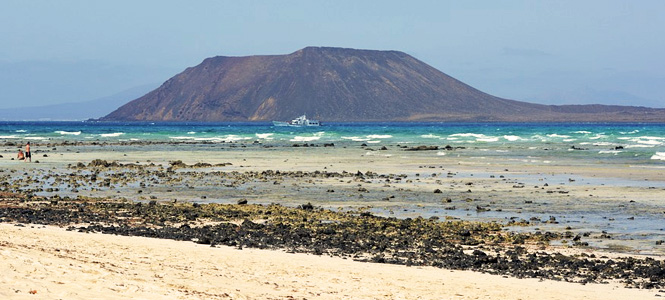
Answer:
(273, 114, 321, 127)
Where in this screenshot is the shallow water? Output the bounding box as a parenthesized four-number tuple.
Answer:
(1, 121, 665, 158)
(2, 121, 665, 254)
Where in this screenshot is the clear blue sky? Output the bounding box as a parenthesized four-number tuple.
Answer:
(1, 0, 663, 109)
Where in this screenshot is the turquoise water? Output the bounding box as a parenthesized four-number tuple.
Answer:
(3, 121, 665, 253)
(2, 121, 665, 165)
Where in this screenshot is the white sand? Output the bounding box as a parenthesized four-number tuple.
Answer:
(2, 145, 665, 298)
(0, 223, 661, 300)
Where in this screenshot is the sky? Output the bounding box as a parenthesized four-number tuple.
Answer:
(1, 0, 664, 110)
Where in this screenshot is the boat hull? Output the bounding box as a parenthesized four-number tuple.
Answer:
(272, 115, 321, 127)
(272, 121, 291, 127)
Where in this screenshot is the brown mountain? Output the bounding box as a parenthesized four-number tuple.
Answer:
(102, 47, 665, 122)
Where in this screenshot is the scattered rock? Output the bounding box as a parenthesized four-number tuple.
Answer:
(405, 145, 439, 151)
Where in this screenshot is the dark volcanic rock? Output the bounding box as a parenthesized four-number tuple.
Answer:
(2, 197, 665, 289)
(101, 47, 665, 122)
(406, 145, 439, 151)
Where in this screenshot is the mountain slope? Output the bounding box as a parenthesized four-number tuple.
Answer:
(102, 47, 665, 122)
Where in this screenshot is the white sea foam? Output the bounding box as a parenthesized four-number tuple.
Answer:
(224, 135, 251, 142)
(198, 137, 226, 142)
(547, 134, 570, 138)
(366, 134, 392, 139)
(55, 130, 81, 135)
(100, 132, 124, 137)
(625, 144, 655, 148)
(450, 133, 485, 138)
(599, 150, 622, 155)
(477, 137, 499, 142)
(639, 136, 665, 140)
(0, 135, 18, 139)
(421, 134, 441, 139)
(651, 152, 665, 160)
(342, 136, 370, 142)
(187, 131, 196, 134)
(255, 133, 274, 139)
(291, 136, 321, 142)
(563, 139, 577, 142)
(619, 130, 640, 134)
(503, 135, 522, 141)
(172, 136, 222, 142)
(367, 140, 381, 144)
(619, 136, 665, 146)
(637, 140, 663, 145)
(574, 131, 592, 134)
(436, 151, 447, 156)
(15, 130, 27, 133)
(25, 137, 48, 140)
(171, 136, 226, 143)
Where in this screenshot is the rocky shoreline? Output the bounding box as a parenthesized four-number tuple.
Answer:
(4, 155, 663, 253)
(1, 192, 664, 289)
(3, 139, 665, 297)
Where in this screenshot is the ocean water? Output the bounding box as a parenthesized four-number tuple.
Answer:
(3, 121, 665, 253)
(2, 121, 665, 166)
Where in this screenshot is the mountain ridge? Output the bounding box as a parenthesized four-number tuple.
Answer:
(102, 47, 665, 122)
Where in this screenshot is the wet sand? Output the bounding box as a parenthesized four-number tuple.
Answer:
(3, 143, 664, 253)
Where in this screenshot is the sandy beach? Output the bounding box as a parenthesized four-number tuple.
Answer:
(3, 0, 665, 298)
(2, 141, 665, 299)
(2, 223, 662, 300)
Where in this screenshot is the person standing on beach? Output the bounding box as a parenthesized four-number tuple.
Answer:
(25, 142, 31, 163)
